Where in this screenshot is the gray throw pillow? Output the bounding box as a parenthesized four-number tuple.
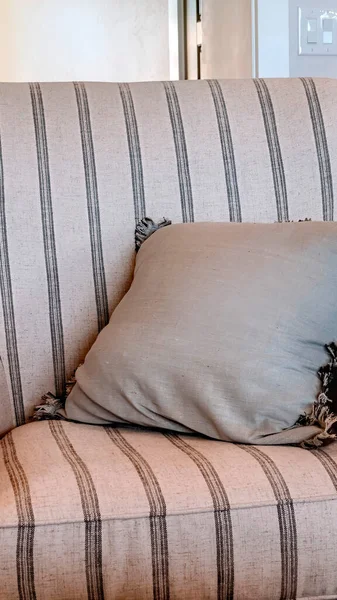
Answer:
(62, 221, 337, 445)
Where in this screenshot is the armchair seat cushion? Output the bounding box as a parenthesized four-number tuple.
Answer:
(1, 420, 337, 599)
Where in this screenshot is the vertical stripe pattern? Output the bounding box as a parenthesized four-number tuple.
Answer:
(74, 82, 109, 333)
(208, 80, 242, 222)
(49, 421, 104, 600)
(165, 434, 234, 600)
(30, 83, 65, 399)
(239, 445, 297, 600)
(301, 78, 334, 221)
(105, 428, 169, 600)
(254, 79, 289, 223)
(0, 135, 25, 426)
(312, 448, 337, 489)
(163, 81, 194, 223)
(2, 432, 36, 600)
(119, 83, 146, 224)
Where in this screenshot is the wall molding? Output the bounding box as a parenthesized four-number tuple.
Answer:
(168, 0, 186, 80)
(252, 0, 258, 76)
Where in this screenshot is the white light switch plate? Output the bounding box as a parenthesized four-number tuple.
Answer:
(299, 7, 337, 55)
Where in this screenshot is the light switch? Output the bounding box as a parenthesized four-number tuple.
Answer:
(307, 18, 317, 43)
(299, 8, 337, 56)
(323, 19, 333, 44)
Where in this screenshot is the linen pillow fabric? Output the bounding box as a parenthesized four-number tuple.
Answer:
(63, 222, 337, 445)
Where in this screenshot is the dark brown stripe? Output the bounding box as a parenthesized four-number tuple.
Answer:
(105, 428, 169, 600)
(254, 79, 289, 223)
(208, 80, 242, 223)
(165, 434, 234, 600)
(30, 83, 65, 399)
(2, 432, 36, 600)
(49, 421, 104, 600)
(0, 134, 25, 426)
(163, 81, 194, 223)
(311, 448, 337, 490)
(119, 83, 146, 225)
(74, 82, 109, 333)
(239, 445, 297, 600)
(301, 78, 334, 221)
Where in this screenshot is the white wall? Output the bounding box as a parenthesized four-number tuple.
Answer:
(257, 0, 289, 77)
(0, 0, 170, 82)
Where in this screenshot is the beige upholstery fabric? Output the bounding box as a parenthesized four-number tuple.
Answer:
(64, 221, 337, 445)
(1, 420, 337, 599)
(1, 78, 337, 597)
(1, 79, 337, 436)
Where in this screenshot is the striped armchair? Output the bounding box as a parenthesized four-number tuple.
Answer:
(1, 78, 337, 599)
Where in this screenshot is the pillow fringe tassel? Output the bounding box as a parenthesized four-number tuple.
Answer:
(135, 217, 172, 252)
(296, 342, 337, 448)
(33, 393, 65, 420)
(33, 371, 77, 421)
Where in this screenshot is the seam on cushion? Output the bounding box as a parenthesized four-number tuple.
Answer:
(1, 493, 337, 530)
(297, 596, 337, 600)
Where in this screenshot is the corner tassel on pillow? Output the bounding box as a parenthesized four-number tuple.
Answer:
(135, 217, 172, 252)
(33, 392, 65, 420)
(33, 370, 78, 421)
(296, 343, 337, 448)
